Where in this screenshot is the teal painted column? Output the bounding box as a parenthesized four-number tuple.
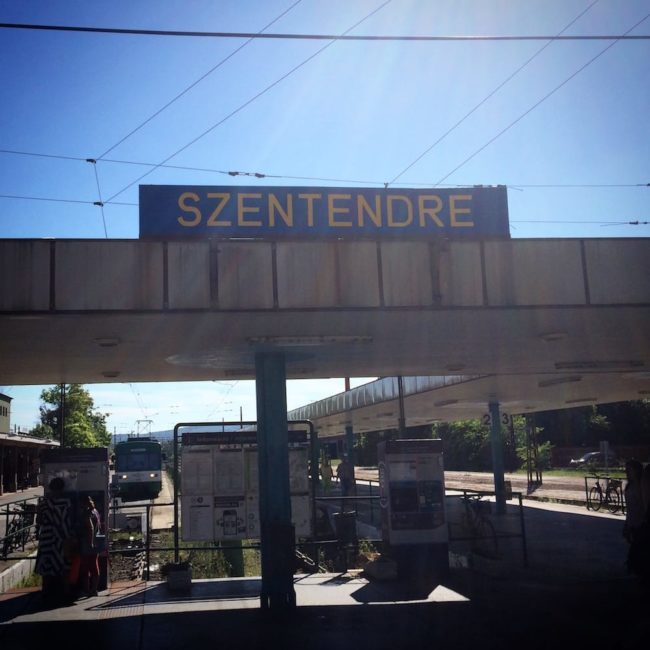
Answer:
(255, 352, 296, 609)
(397, 375, 406, 438)
(489, 401, 506, 515)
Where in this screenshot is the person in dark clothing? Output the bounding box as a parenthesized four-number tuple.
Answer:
(35, 477, 72, 607)
(336, 456, 355, 497)
(77, 496, 102, 597)
(623, 460, 645, 575)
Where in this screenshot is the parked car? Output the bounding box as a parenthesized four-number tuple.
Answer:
(569, 451, 622, 468)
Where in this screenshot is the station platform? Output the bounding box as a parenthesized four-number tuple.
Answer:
(1, 499, 648, 650)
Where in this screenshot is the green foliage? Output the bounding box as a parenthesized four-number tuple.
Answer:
(534, 400, 649, 447)
(433, 419, 493, 471)
(516, 440, 554, 471)
(354, 425, 432, 466)
(153, 531, 246, 578)
(354, 430, 394, 466)
(29, 423, 55, 440)
(16, 572, 42, 588)
(185, 546, 232, 578)
(31, 384, 110, 448)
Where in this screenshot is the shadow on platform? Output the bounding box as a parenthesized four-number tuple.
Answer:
(2, 502, 650, 649)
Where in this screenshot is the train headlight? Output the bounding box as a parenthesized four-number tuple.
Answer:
(149, 472, 157, 478)
(121, 474, 128, 480)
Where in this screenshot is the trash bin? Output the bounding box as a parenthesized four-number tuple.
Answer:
(333, 511, 357, 543)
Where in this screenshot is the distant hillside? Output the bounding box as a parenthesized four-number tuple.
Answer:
(112, 424, 246, 444)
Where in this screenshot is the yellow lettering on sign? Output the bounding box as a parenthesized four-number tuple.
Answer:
(298, 193, 321, 227)
(177, 192, 202, 227)
(206, 193, 231, 226)
(357, 195, 382, 227)
(387, 195, 413, 227)
(237, 193, 262, 227)
(418, 195, 444, 227)
(450, 194, 474, 227)
(328, 194, 352, 227)
(269, 193, 293, 227)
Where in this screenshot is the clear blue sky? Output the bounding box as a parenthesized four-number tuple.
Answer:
(1, 1, 648, 433)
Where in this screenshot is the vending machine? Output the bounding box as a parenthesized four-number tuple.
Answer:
(378, 439, 448, 576)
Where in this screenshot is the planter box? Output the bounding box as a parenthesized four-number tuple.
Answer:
(362, 556, 398, 581)
(165, 564, 192, 592)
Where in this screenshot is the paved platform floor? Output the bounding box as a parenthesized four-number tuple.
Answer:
(1, 499, 649, 650)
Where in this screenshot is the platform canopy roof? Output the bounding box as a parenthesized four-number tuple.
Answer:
(0, 237, 648, 431)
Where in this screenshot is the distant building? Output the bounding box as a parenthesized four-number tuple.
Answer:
(0, 393, 11, 435)
(0, 392, 59, 495)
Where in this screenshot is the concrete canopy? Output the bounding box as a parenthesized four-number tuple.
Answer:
(0, 237, 649, 427)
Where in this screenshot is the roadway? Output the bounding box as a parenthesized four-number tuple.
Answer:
(354, 467, 591, 505)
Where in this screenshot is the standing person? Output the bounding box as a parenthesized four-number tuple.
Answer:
(629, 462, 650, 584)
(35, 477, 72, 607)
(320, 455, 333, 494)
(642, 463, 650, 520)
(78, 496, 102, 597)
(623, 460, 645, 576)
(336, 455, 355, 497)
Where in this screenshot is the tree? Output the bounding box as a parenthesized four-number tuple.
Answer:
(433, 419, 494, 471)
(31, 384, 110, 448)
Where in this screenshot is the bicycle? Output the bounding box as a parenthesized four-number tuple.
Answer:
(461, 493, 499, 558)
(587, 476, 622, 514)
(2, 503, 38, 558)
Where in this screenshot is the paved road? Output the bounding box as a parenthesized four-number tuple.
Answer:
(354, 467, 595, 505)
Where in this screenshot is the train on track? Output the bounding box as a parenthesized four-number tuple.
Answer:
(112, 437, 164, 502)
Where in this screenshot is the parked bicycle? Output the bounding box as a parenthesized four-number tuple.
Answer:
(1, 503, 39, 558)
(587, 476, 623, 514)
(461, 493, 498, 558)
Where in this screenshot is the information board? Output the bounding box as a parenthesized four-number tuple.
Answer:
(181, 431, 311, 541)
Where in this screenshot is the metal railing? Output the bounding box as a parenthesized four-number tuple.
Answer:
(446, 488, 528, 567)
(1, 497, 40, 560)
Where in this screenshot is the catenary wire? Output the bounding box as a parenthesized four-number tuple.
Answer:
(2, 148, 648, 189)
(88, 160, 109, 237)
(96, 0, 304, 160)
(433, 12, 650, 187)
(103, 0, 394, 203)
(0, 192, 644, 225)
(1, 150, 647, 193)
(387, 0, 600, 187)
(1, 22, 649, 41)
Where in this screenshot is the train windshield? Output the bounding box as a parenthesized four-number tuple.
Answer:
(116, 451, 160, 472)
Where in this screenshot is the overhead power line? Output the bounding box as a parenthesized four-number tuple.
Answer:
(388, 0, 600, 186)
(1, 148, 647, 193)
(1, 22, 649, 41)
(96, 0, 304, 159)
(87, 159, 109, 237)
(433, 11, 650, 186)
(104, 0, 395, 202)
(0, 194, 136, 206)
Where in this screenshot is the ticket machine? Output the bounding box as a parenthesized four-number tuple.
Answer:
(378, 439, 448, 577)
(40, 447, 110, 589)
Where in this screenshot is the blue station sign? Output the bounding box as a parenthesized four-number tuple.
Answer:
(139, 185, 509, 239)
